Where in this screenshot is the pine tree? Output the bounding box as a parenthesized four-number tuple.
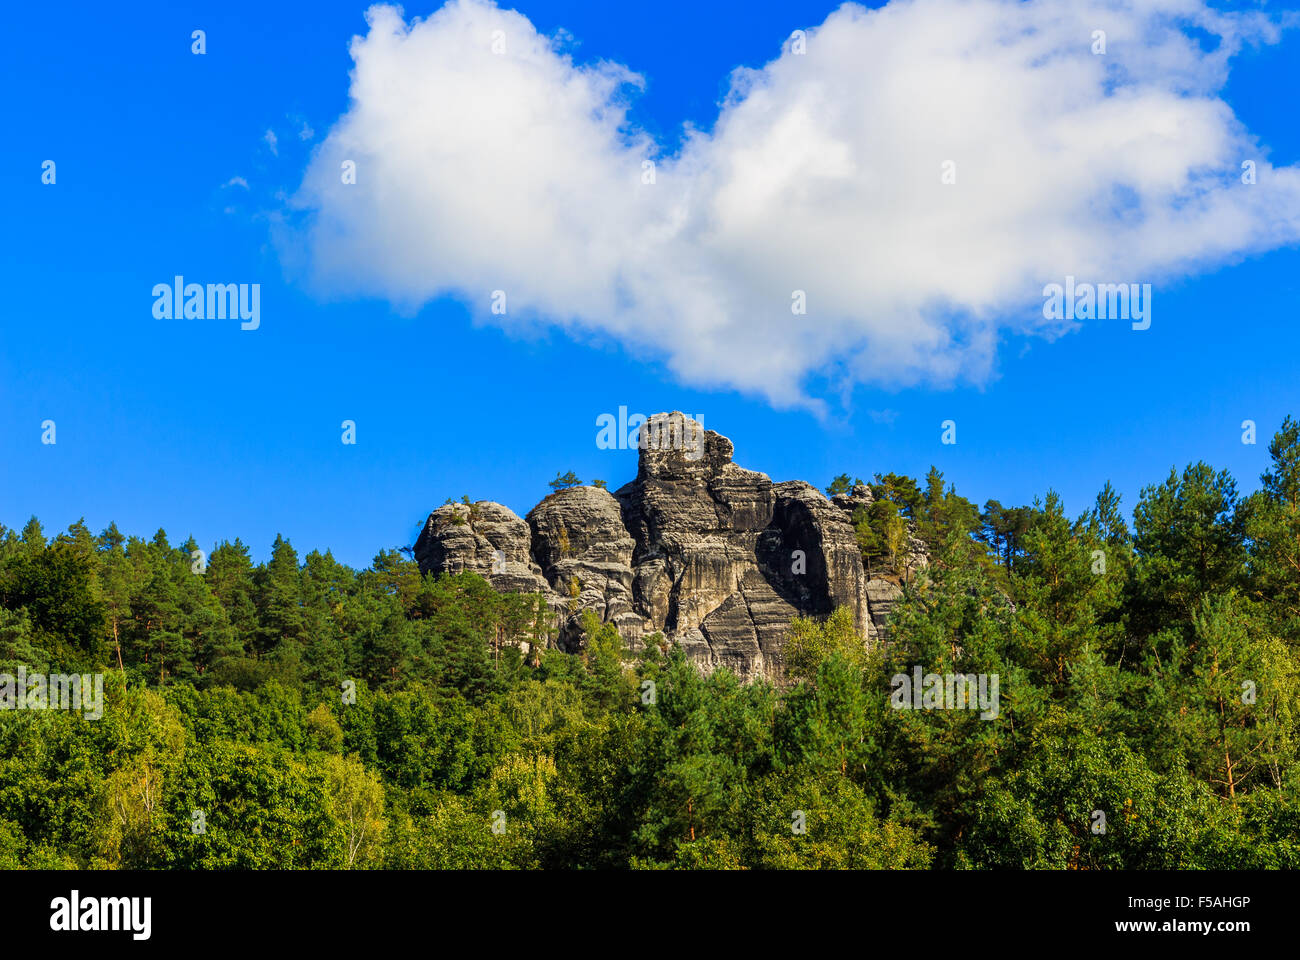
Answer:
(1129, 462, 1246, 644)
(255, 535, 306, 660)
(548, 471, 582, 492)
(1246, 417, 1300, 641)
(97, 523, 134, 672)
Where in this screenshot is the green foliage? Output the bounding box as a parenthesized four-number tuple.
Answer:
(980, 500, 1034, 570)
(3, 418, 1300, 869)
(826, 474, 854, 497)
(1245, 415, 1300, 641)
(548, 471, 582, 492)
(784, 607, 866, 682)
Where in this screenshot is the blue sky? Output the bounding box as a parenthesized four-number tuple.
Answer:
(4, 0, 1300, 568)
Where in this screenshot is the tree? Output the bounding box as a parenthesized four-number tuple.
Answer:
(1143, 594, 1299, 798)
(1083, 480, 1130, 547)
(578, 611, 635, 709)
(955, 722, 1226, 869)
(320, 754, 386, 869)
(162, 743, 340, 869)
(1129, 462, 1245, 643)
(206, 539, 258, 653)
(852, 507, 883, 577)
(872, 473, 924, 518)
(103, 757, 167, 867)
(826, 474, 853, 497)
(1012, 492, 1120, 690)
(306, 703, 345, 753)
(921, 467, 980, 551)
(97, 523, 133, 673)
(0, 608, 44, 673)
(980, 500, 1034, 570)
(879, 503, 910, 580)
(6, 414, 1300, 876)
(255, 535, 306, 660)
(747, 772, 932, 869)
(0, 536, 106, 668)
(126, 535, 188, 684)
(784, 607, 866, 683)
(1246, 417, 1300, 641)
(548, 471, 582, 492)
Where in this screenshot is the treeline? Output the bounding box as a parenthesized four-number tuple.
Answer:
(2, 419, 1300, 868)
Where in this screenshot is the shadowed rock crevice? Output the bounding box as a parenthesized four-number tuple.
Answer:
(413, 412, 920, 683)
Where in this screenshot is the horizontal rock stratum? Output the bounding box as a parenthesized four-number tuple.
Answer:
(414, 413, 921, 683)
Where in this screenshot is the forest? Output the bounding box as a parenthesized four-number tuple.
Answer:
(2, 418, 1299, 869)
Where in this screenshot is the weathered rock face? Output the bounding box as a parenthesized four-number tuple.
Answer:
(866, 579, 904, 639)
(613, 415, 793, 681)
(414, 501, 550, 596)
(831, 482, 875, 516)
(413, 413, 923, 682)
(526, 486, 642, 650)
(769, 481, 873, 638)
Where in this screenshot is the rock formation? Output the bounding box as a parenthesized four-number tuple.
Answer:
(413, 413, 924, 683)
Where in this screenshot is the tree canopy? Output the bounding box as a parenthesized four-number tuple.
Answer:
(3, 419, 1300, 869)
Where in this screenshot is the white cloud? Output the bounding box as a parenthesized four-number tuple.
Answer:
(224, 176, 250, 190)
(265, 129, 279, 156)
(281, 0, 1300, 410)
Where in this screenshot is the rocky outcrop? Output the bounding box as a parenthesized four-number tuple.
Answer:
(414, 501, 550, 596)
(866, 579, 905, 639)
(413, 413, 924, 683)
(526, 486, 643, 650)
(831, 482, 875, 516)
(769, 481, 873, 638)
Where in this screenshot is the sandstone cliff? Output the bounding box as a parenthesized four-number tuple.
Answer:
(414, 413, 921, 683)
